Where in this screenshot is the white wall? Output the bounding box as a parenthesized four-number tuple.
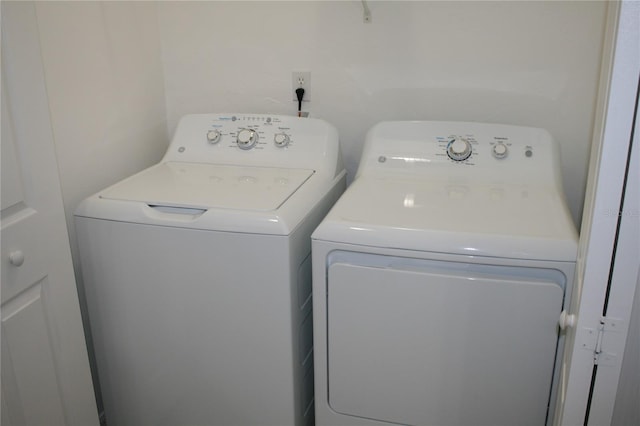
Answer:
(158, 0, 607, 226)
(34, 1, 168, 260)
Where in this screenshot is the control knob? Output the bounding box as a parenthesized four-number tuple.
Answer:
(492, 143, 508, 159)
(237, 129, 258, 150)
(274, 133, 290, 148)
(447, 137, 472, 161)
(207, 129, 221, 144)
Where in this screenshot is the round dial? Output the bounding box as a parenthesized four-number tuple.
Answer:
(206, 129, 221, 144)
(492, 143, 508, 159)
(274, 133, 290, 148)
(446, 137, 472, 161)
(237, 129, 258, 150)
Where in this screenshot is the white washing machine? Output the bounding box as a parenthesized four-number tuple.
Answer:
(311, 121, 578, 426)
(75, 113, 345, 426)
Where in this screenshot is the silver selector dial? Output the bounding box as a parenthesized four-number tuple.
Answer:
(207, 129, 221, 144)
(447, 137, 472, 161)
(492, 143, 508, 159)
(237, 129, 258, 150)
(274, 133, 290, 148)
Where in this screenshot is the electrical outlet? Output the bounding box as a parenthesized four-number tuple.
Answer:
(292, 71, 311, 101)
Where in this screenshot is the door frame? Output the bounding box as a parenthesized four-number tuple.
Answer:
(554, 1, 639, 424)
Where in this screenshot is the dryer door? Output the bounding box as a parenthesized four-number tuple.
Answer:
(327, 257, 564, 426)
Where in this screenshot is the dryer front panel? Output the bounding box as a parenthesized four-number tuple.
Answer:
(326, 254, 564, 426)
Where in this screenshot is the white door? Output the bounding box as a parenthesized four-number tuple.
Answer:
(1, 2, 99, 425)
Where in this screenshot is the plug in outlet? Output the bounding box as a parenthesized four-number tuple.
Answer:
(292, 71, 311, 101)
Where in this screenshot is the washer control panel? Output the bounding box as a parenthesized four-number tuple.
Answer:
(163, 113, 342, 174)
(197, 115, 296, 151)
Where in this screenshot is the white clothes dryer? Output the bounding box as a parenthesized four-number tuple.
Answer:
(311, 121, 578, 426)
(75, 114, 345, 426)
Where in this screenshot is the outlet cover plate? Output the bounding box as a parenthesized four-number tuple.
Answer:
(292, 71, 311, 101)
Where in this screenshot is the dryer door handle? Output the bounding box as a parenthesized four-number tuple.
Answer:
(559, 310, 576, 330)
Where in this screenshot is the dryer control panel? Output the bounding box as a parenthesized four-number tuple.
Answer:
(162, 114, 343, 177)
(358, 121, 561, 187)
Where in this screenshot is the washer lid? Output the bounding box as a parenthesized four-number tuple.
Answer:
(313, 177, 578, 262)
(100, 162, 314, 211)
